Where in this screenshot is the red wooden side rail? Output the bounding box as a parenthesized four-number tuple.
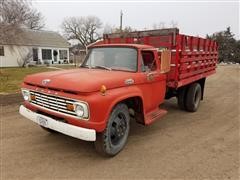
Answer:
(167, 34, 217, 89)
(100, 28, 218, 89)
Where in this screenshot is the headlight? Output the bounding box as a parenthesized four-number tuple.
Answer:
(74, 102, 89, 119)
(21, 89, 30, 101)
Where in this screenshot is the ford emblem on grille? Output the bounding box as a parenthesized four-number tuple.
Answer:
(42, 79, 51, 85)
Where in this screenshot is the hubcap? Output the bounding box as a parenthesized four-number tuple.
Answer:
(110, 113, 127, 146)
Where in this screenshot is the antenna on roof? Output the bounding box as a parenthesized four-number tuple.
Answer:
(120, 10, 123, 32)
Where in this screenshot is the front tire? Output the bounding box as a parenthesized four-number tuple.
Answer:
(94, 103, 130, 157)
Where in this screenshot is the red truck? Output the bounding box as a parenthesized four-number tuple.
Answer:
(19, 28, 218, 156)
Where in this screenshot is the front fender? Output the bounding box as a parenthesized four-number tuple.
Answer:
(107, 86, 144, 116)
(88, 85, 144, 132)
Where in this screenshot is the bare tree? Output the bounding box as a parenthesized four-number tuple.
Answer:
(0, 0, 45, 30)
(23, 8, 45, 30)
(152, 23, 158, 30)
(61, 16, 102, 48)
(152, 22, 165, 29)
(1, 0, 26, 25)
(103, 24, 135, 34)
(152, 20, 178, 29)
(1, 1, 19, 42)
(103, 23, 115, 34)
(113, 26, 134, 33)
(169, 20, 178, 28)
(17, 51, 33, 67)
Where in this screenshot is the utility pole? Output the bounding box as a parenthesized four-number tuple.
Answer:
(120, 10, 123, 32)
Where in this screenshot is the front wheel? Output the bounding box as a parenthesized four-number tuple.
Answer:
(94, 103, 130, 157)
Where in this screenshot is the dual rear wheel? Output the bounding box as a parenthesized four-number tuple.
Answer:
(177, 83, 202, 112)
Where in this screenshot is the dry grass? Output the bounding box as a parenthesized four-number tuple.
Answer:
(0, 65, 76, 94)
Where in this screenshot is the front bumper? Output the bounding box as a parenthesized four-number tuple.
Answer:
(19, 105, 96, 141)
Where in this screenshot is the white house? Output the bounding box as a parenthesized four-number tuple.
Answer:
(0, 29, 70, 67)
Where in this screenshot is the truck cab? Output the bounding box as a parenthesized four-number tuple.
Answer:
(82, 43, 169, 123)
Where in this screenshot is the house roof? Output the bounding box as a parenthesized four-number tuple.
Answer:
(0, 28, 70, 48)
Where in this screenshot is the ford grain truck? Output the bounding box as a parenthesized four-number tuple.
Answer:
(19, 28, 218, 156)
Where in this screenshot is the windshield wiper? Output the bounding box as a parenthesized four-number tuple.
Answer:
(93, 65, 112, 71)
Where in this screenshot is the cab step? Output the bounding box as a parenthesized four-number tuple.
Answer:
(145, 108, 167, 125)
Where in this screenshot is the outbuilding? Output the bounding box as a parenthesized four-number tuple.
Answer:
(0, 29, 70, 67)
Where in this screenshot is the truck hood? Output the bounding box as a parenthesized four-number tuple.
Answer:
(24, 68, 139, 93)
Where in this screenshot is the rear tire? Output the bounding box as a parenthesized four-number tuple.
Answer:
(94, 103, 130, 157)
(185, 83, 202, 112)
(177, 87, 187, 110)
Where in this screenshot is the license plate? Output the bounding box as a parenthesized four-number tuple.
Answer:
(37, 116, 48, 127)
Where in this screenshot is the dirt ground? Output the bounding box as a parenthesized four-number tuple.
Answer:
(1, 65, 239, 179)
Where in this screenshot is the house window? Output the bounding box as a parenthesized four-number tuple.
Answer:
(0, 46, 4, 56)
(59, 50, 68, 60)
(42, 49, 52, 60)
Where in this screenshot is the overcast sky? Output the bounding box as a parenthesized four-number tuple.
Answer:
(33, 0, 239, 39)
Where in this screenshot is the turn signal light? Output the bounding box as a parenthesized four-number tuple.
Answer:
(66, 104, 74, 111)
(30, 95, 36, 101)
(100, 85, 107, 95)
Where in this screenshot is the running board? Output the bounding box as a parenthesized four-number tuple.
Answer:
(145, 108, 167, 125)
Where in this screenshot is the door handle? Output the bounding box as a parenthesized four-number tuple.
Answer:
(147, 72, 160, 81)
(147, 72, 155, 81)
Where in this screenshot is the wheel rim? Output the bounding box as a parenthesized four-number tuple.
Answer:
(110, 112, 127, 146)
(194, 88, 201, 106)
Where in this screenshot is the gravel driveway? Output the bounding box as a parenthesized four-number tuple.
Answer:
(1, 65, 239, 179)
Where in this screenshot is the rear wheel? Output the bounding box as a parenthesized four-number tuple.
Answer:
(177, 87, 187, 110)
(94, 103, 130, 157)
(185, 83, 202, 112)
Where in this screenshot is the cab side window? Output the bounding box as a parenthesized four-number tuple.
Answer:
(141, 51, 156, 72)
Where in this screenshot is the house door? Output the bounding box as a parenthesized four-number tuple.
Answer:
(32, 48, 38, 61)
(53, 50, 58, 62)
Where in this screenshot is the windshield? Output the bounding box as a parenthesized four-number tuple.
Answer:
(81, 47, 138, 72)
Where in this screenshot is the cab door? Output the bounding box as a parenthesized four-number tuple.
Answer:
(139, 50, 167, 113)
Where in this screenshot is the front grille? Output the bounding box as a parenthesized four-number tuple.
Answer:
(30, 91, 77, 117)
